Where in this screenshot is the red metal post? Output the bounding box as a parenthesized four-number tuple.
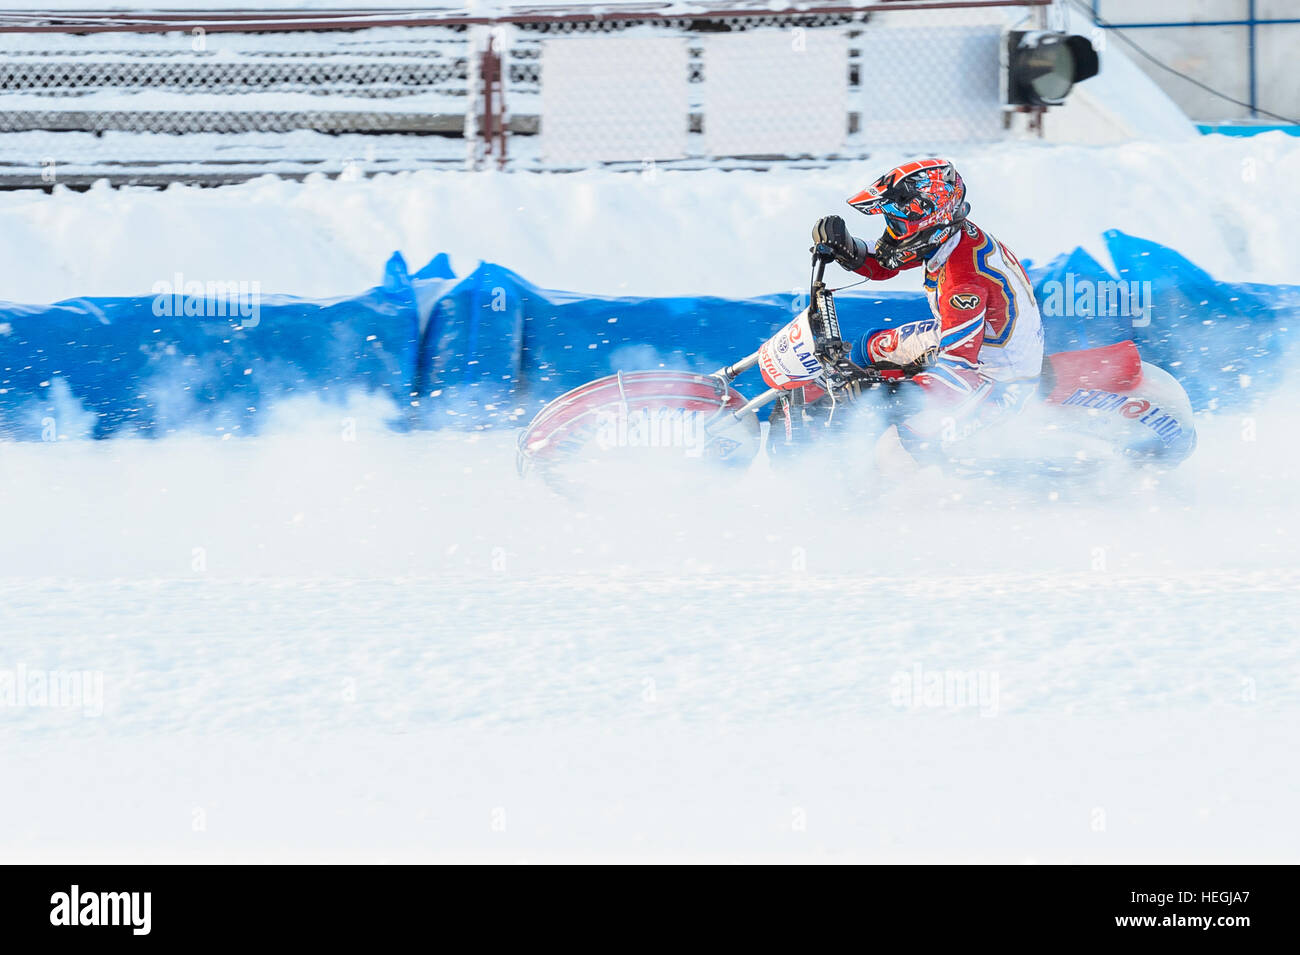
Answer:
(482, 33, 497, 164)
(480, 32, 508, 170)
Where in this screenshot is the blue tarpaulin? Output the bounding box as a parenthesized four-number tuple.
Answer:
(0, 252, 420, 440)
(1, 232, 1294, 439)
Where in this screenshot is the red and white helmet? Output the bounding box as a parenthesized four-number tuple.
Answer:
(847, 158, 970, 269)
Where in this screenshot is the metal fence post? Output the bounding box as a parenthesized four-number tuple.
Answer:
(483, 31, 508, 169)
(465, 25, 485, 170)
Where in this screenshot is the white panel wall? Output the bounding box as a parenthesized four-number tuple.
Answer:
(540, 36, 689, 164)
(856, 23, 1005, 146)
(1255, 23, 1300, 122)
(700, 29, 848, 158)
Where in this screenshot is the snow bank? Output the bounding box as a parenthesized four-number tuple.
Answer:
(2, 138, 1298, 309)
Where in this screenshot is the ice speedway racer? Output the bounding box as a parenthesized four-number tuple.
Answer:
(517, 160, 1196, 486)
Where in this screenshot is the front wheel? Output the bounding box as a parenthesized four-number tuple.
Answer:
(516, 370, 762, 489)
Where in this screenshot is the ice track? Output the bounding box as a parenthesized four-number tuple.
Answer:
(2, 393, 1298, 861)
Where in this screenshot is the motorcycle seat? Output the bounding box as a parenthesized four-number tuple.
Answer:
(1039, 340, 1144, 404)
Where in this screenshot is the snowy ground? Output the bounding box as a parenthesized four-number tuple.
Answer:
(3, 137, 1299, 861)
(2, 391, 1298, 861)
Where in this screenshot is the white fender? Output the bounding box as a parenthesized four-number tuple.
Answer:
(1050, 361, 1197, 464)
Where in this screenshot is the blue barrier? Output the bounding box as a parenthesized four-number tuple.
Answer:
(1028, 231, 1297, 410)
(0, 253, 420, 440)
(0, 232, 1294, 439)
(412, 230, 1295, 423)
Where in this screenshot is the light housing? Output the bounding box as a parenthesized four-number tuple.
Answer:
(1005, 31, 1100, 107)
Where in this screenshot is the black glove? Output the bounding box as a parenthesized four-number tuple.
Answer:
(812, 215, 869, 271)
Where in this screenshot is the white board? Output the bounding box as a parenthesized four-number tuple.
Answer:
(540, 35, 690, 164)
(701, 29, 849, 157)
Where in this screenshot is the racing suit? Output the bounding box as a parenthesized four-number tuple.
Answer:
(851, 220, 1044, 457)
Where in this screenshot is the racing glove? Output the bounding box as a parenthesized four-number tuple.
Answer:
(812, 215, 869, 271)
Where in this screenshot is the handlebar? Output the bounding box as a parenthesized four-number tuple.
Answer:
(715, 245, 842, 384)
(811, 243, 834, 294)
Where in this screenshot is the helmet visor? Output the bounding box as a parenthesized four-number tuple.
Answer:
(883, 211, 917, 240)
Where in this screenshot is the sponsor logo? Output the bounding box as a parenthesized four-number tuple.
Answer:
(870, 321, 940, 367)
(1062, 388, 1184, 444)
(793, 346, 820, 376)
(759, 317, 822, 388)
(949, 292, 981, 310)
(869, 328, 899, 361)
(704, 435, 742, 460)
(818, 293, 839, 337)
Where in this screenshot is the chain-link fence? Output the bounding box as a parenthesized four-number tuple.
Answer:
(0, 3, 1050, 187)
(0, 23, 475, 186)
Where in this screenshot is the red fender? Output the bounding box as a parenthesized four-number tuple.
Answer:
(1041, 340, 1144, 405)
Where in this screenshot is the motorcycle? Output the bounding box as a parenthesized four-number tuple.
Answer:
(516, 246, 1197, 485)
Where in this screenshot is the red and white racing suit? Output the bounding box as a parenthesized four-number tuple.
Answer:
(852, 220, 1044, 453)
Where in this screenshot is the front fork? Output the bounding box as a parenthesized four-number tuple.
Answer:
(767, 377, 916, 462)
